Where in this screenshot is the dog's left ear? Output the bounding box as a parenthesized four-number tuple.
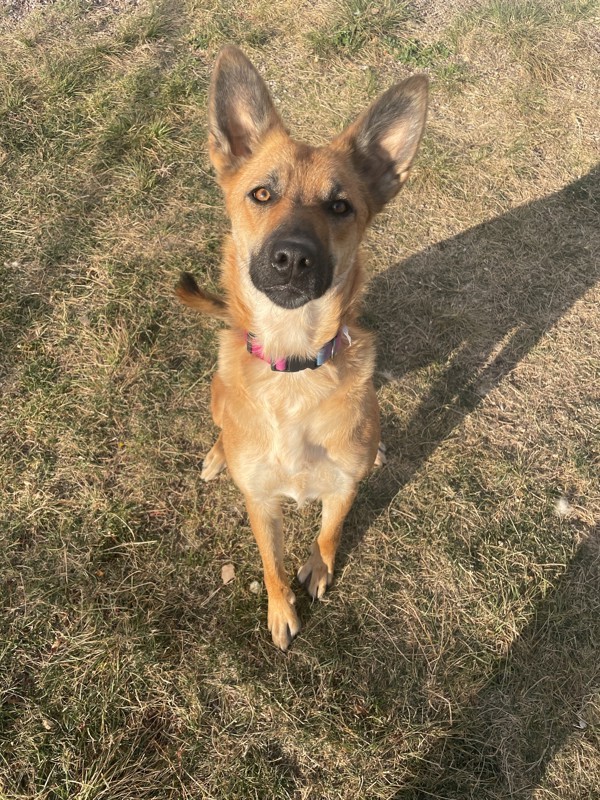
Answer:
(335, 76, 428, 214)
(208, 45, 284, 178)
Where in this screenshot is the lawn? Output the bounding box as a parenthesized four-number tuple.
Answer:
(0, 1, 598, 798)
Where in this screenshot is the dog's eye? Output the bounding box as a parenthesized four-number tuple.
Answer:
(330, 199, 352, 215)
(252, 187, 271, 203)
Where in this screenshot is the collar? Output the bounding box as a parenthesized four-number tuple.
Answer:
(246, 326, 352, 373)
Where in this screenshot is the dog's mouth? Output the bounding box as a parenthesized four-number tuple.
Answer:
(260, 283, 312, 309)
(250, 261, 334, 310)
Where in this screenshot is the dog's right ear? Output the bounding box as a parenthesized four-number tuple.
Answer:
(208, 46, 284, 178)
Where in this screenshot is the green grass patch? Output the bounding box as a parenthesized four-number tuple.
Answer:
(308, 0, 412, 57)
(455, 0, 599, 82)
(390, 37, 453, 67)
(385, 35, 470, 88)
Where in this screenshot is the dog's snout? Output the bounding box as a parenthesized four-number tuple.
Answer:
(271, 238, 317, 279)
(250, 228, 333, 308)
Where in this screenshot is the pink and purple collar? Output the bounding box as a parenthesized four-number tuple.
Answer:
(246, 326, 352, 373)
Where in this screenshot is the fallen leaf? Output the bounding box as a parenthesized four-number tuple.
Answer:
(221, 563, 235, 584)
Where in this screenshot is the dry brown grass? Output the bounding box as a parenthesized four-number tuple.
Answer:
(1, 0, 599, 797)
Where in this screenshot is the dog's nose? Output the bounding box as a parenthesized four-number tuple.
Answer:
(271, 237, 318, 280)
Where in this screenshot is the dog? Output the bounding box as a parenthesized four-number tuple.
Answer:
(176, 46, 428, 650)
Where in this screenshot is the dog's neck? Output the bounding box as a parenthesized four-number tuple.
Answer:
(245, 327, 350, 372)
(221, 236, 364, 361)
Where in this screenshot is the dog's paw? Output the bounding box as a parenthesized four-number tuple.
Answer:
(268, 590, 301, 651)
(298, 551, 333, 600)
(200, 438, 226, 481)
(374, 441, 387, 468)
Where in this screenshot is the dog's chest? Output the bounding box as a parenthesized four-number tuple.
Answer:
(235, 382, 354, 504)
(268, 421, 336, 505)
(266, 425, 350, 505)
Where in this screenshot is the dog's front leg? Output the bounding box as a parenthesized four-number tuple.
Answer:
(298, 489, 357, 600)
(245, 495, 300, 651)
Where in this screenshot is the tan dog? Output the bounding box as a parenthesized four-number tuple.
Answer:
(177, 46, 428, 650)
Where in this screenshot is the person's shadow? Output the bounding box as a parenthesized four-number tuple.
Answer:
(393, 525, 599, 798)
(333, 165, 599, 796)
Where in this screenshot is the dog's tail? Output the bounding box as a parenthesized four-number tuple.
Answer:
(175, 272, 229, 321)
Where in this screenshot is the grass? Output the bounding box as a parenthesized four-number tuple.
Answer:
(455, 0, 599, 82)
(308, 0, 412, 57)
(0, 0, 599, 798)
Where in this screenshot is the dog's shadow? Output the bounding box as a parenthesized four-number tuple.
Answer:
(340, 164, 599, 556)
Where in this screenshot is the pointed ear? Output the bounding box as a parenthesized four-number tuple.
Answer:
(208, 45, 284, 178)
(335, 75, 428, 213)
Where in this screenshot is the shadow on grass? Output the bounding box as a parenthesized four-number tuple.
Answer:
(394, 525, 600, 799)
(349, 164, 599, 533)
(334, 164, 599, 795)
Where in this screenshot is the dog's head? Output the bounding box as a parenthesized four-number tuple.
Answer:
(209, 46, 428, 313)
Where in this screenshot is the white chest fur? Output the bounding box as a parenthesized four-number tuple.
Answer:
(228, 372, 356, 504)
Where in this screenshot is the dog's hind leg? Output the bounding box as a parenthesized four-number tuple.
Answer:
(298, 489, 357, 600)
(201, 432, 226, 481)
(201, 375, 227, 480)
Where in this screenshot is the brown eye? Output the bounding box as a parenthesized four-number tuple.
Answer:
(252, 187, 271, 203)
(330, 199, 351, 215)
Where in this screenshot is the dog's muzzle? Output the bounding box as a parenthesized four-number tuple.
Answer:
(250, 229, 334, 309)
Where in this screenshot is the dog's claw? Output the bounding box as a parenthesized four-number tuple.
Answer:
(268, 590, 300, 650)
(298, 553, 333, 600)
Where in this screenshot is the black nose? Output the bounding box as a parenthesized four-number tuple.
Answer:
(271, 237, 318, 280)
